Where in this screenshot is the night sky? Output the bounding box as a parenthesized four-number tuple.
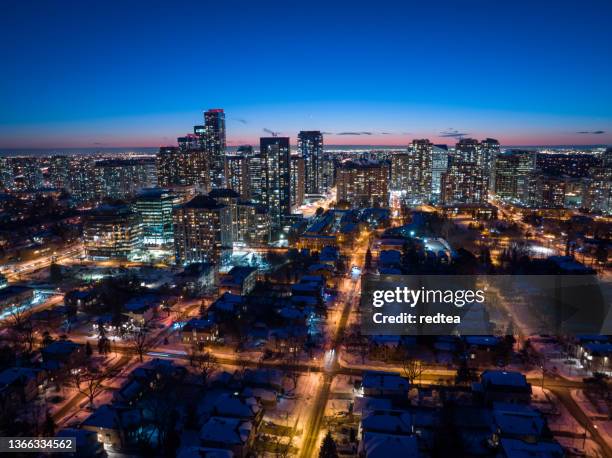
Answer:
(1, 0, 611, 148)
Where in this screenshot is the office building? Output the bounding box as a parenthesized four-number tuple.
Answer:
(173, 195, 232, 265)
(83, 204, 143, 260)
(297, 130, 324, 194)
(134, 188, 175, 247)
(494, 151, 536, 202)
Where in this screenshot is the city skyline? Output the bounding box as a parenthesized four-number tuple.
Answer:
(2, 0, 612, 149)
(2, 2, 612, 456)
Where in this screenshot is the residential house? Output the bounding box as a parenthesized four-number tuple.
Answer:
(473, 370, 532, 405)
(219, 266, 258, 295)
(362, 371, 410, 399)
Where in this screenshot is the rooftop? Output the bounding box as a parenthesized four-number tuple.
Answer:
(208, 188, 240, 199)
(182, 195, 225, 210)
(481, 370, 529, 388)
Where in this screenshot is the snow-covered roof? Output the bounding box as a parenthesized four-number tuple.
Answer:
(498, 438, 563, 458)
(481, 370, 528, 388)
(361, 410, 412, 434)
(492, 402, 545, 437)
(361, 432, 418, 458)
(362, 371, 409, 391)
(200, 417, 253, 446)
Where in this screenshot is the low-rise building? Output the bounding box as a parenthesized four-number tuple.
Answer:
(473, 370, 532, 405)
(41, 339, 85, 369)
(123, 294, 161, 325)
(56, 428, 107, 458)
(361, 371, 410, 399)
(182, 317, 219, 344)
(176, 262, 218, 295)
(199, 417, 255, 458)
(0, 285, 34, 316)
(219, 266, 258, 295)
(0, 367, 44, 408)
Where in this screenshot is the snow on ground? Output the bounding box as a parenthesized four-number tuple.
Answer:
(571, 389, 608, 419)
(556, 436, 601, 458)
(571, 389, 612, 452)
(330, 374, 356, 394)
(593, 420, 612, 452)
(543, 390, 583, 434)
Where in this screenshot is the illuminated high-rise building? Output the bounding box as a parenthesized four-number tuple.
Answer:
(48, 155, 70, 189)
(236, 202, 271, 245)
(440, 138, 490, 205)
(527, 174, 567, 208)
(134, 188, 175, 247)
(494, 151, 535, 202)
(248, 153, 263, 204)
(320, 152, 335, 191)
(83, 204, 143, 260)
(431, 145, 449, 202)
(10, 158, 43, 190)
(441, 158, 488, 205)
(336, 159, 389, 208)
(290, 153, 305, 208)
(157, 146, 209, 192)
(225, 154, 250, 199)
(480, 138, 500, 190)
(260, 137, 291, 228)
(173, 195, 232, 265)
(209, 188, 240, 242)
(390, 152, 411, 192)
(67, 157, 97, 203)
(157, 147, 182, 187)
(204, 109, 226, 189)
(583, 150, 612, 214)
(297, 130, 324, 194)
(178, 132, 202, 151)
(410, 139, 433, 202)
(0, 158, 14, 190)
(94, 159, 149, 199)
(455, 138, 480, 163)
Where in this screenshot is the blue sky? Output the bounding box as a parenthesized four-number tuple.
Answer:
(1, 0, 611, 147)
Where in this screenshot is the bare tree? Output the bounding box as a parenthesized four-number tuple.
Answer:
(8, 307, 37, 353)
(128, 320, 154, 362)
(402, 355, 424, 385)
(185, 342, 201, 367)
(70, 364, 114, 408)
(195, 351, 218, 386)
(139, 370, 182, 454)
